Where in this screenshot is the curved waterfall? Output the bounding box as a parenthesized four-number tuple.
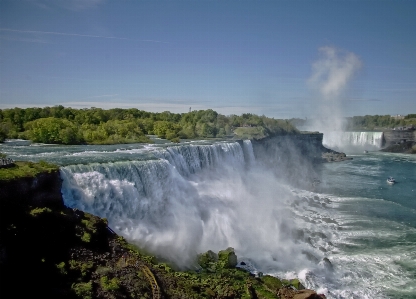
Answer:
(60, 140, 320, 273)
(323, 131, 384, 151)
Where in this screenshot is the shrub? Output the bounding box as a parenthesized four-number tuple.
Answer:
(100, 276, 120, 291)
(81, 232, 91, 243)
(56, 261, 67, 275)
(30, 207, 52, 216)
(72, 282, 93, 299)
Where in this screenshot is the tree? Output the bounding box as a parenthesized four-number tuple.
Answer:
(25, 117, 82, 144)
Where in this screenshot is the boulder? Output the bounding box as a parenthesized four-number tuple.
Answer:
(217, 247, 238, 269)
(197, 250, 218, 269)
(290, 278, 305, 290)
(293, 289, 326, 299)
(263, 275, 284, 291)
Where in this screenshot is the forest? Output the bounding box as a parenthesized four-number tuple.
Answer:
(289, 114, 416, 131)
(0, 106, 298, 144)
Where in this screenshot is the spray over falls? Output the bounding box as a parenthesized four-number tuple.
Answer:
(60, 141, 327, 273)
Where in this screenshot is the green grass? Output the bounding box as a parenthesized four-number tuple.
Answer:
(0, 160, 59, 181)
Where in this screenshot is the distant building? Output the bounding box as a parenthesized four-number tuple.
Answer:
(391, 114, 405, 120)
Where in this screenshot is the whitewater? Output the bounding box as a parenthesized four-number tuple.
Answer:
(1, 136, 415, 299)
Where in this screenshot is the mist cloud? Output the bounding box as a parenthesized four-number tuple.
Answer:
(308, 46, 362, 100)
(306, 46, 362, 136)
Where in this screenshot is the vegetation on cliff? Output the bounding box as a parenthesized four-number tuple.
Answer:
(289, 114, 416, 131)
(0, 106, 298, 144)
(0, 158, 59, 180)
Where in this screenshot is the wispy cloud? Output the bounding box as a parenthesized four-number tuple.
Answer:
(82, 94, 119, 99)
(29, 0, 105, 11)
(0, 28, 168, 43)
(0, 35, 51, 44)
(61, 101, 206, 114)
(346, 98, 381, 102)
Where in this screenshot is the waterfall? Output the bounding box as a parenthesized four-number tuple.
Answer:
(60, 140, 316, 271)
(323, 131, 384, 151)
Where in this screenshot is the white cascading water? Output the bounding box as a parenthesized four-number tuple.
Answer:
(60, 141, 327, 275)
(323, 131, 384, 152)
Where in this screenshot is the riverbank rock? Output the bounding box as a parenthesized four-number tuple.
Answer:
(293, 289, 327, 299)
(322, 151, 352, 162)
(380, 141, 416, 154)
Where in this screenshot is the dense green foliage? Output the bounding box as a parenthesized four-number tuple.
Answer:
(345, 115, 415, 130)
(289, 114, 416, 131)
(0, 106, 298, 144)
(0, 160, 59, 181)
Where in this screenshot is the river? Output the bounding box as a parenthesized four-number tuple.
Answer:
(1, 137, 415, 298)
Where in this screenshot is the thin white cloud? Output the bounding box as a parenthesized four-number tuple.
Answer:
(0, 28, 168, 43)
(61, 101, 207, 114)
(82, 94, 119, 99)
(0, 35, 51, 44)
(28, 0, 105, 11)
(346, 98, 381, 102)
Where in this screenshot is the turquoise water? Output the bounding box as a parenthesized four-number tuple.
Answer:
(305, 152, 416, 298)
(1, 140, 415, 298)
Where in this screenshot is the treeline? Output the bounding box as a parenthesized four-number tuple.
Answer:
(0, 106, 298, 144)
(345, 115, 415, 130)
(288, 114, 416, 131)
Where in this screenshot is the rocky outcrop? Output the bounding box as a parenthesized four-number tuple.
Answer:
(249, 133, 349, 188)
(383, 130, 416, 146)
(380, 130, 416, 153)
(0, 170, 63, 209)
(322, 151, 353, 162)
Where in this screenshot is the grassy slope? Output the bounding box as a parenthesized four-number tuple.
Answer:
(0, 160, 59, 180)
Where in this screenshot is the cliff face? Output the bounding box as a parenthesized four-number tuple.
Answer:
(0, 170, 64, 209)
(251, 133, 327, 164)
(383, 130, 416, 146)
(249, 133, 340, 188)
(380, 130, 416, 153)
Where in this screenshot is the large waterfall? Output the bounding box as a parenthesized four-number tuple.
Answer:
(323, 131, 384, 152)
(60, 141, 323, 273)
(4, 137, 413, 298)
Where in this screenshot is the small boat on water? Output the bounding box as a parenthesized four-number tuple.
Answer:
(364, 150, 368, 154)
(387, 177, 396, 184)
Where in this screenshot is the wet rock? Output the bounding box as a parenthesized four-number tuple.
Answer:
(322, 151, 352, 162)
(321, 257, 334, 271)
(293, 289, 327, 299)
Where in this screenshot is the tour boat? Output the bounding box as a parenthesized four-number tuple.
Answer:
(387, 177, 396, 184)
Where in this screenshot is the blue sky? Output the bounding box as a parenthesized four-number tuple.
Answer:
(0, 0, 415, 119)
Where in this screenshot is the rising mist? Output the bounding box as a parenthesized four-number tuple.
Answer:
(307, 46, 362, 151)
(61, 141, 330, 278)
